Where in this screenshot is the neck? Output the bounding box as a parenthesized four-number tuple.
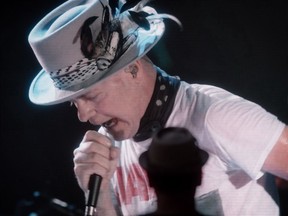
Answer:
(155, 192, 198, 214)
(133, 67, 181, 142)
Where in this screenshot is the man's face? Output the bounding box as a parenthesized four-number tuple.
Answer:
(71, 68, 144, 141)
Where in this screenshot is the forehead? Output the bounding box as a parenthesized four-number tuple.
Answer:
(84, 85, 100, 96)
(70, 82, 101, 102)
(76, 76, 113, 98)
(72, 66, 129, 101)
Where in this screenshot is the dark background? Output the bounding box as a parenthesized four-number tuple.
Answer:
(1, 0, 287, 215)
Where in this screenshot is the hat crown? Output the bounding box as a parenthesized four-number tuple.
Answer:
(46, 5, 86, 34)
(28, 0, 105, 73)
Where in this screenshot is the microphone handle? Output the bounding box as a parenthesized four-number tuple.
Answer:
(85, 173, 102, 216)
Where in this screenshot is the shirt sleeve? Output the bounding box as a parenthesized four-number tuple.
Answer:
(205, 96, 285, 179)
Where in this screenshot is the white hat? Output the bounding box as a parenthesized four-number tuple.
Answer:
(28, 0, 181, 105)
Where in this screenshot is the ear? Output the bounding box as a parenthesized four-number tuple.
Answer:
(124, 63, 139, 78)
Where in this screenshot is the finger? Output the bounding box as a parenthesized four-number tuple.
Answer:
(108, 147, 120, 178)
(74, 141, 110, 158)
(74, 163, 108, 191)
(73, 151, 110, 171)
(74, 162, 108, 178)
(83, 130, 112, 147)
(110, 146, 120, 160)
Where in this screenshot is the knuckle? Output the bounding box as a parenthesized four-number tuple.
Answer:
(73, 148, 79, 156)
(73, 165, 81, 176)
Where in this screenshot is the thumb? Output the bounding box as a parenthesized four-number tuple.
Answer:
(110, 146, 120, 160)
(108, 146, 120, 177)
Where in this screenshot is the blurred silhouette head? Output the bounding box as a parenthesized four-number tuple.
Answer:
(139, 127, 209, 194)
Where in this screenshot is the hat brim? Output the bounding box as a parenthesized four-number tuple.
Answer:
(28, 21, 165, 105)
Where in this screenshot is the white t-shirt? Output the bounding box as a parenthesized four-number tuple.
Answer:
(101, 81, 285, 216)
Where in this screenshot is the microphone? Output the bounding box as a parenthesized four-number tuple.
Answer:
(84, 133, 115, 216)
(85, 173, 102, 216)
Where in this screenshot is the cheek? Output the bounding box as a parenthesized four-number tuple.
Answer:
(99, 83, 141, 123)
(96, 95, 126, 116)
(102, 97, 139, 124)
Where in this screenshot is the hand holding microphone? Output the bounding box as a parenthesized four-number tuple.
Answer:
(73, 130, 119, 216)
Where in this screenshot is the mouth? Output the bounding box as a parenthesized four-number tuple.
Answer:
(102, 118, 118, 129)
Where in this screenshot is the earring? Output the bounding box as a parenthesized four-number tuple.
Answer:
(125, 64, 138, 78)
(130, 65, 138, 78)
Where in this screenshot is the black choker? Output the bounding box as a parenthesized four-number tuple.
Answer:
(133, 67, 180, 142)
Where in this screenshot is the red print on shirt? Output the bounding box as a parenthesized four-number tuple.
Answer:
(116, 163, 153, 205)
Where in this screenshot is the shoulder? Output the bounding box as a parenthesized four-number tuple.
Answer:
(177, 82, 248, 119)
(177, 82, 241, 104)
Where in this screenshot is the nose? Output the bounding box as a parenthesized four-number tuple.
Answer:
(74, 98, 94, 122)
